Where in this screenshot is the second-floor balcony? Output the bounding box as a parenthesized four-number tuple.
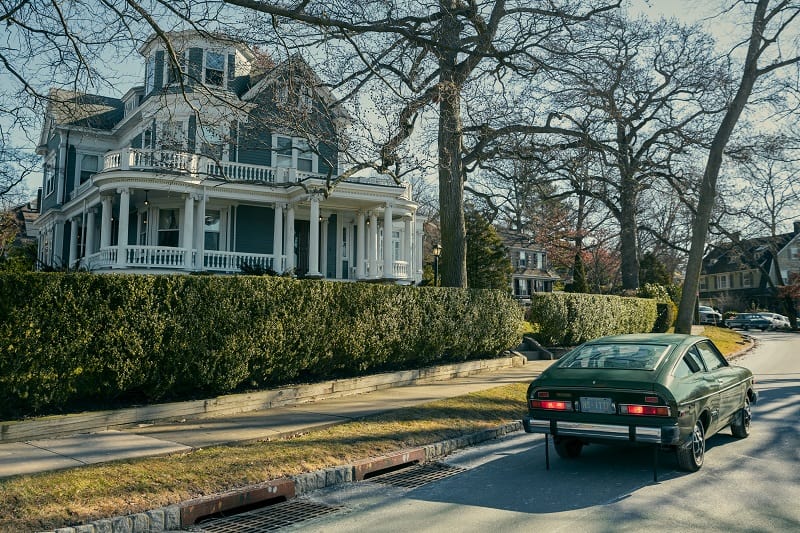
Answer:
(102, 148, 324, 184)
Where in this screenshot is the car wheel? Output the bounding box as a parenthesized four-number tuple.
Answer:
(554, 438, 583, 459)
(677, 420, 705, 472)
(731, 396, 752, 438)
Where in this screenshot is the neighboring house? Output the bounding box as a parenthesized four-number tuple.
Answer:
(33, 31, 422, 282)
(699, 221, 800, 311)
(498, 229, 561, 300)
(1, 197, 39, 253)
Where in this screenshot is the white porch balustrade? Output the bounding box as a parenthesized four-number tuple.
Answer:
(203, 251, 283, 273)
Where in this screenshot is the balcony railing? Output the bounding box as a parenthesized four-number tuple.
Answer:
(86, 245, 411, 281)
(100, 148, 411, 191)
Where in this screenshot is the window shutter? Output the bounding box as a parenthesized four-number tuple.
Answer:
(229, 121, 238, 162)
(188, 48, 203, 85)
(188, 115, 196, 152)
(153, 50, 165, 91)
(228, 53, 236, 81)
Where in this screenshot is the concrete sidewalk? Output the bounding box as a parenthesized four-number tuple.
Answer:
(0, 360, 553, 479)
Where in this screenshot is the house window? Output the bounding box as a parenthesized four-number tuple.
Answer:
(341, 227, 348, 259)
(167, 51, 186, 84)
(43, 158, 56, 197)
(742, 272, 752, 288)
(699, 276, 708, 290)
(158, 209, 179, 247)
(297, 139, 313, 172)
(276, 136, 292, 167)
(145, 54, 156, 93)
(519, 251, 527, 268)
(718, 274, 728, 289)
(142, 128, 153, 149)
(79, 154, 99, 183)
(300, 85, 313, 111)
(139, 211, 149, 245)
(791, 247, 800, 260)
(393, 230, 401, 261)
(160, 120, 185, 151)
(205, 51, 225, 86)
(199, 125, 223, 160)
(204, 210, 220, 251)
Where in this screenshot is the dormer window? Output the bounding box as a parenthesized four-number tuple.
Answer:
(167, 52, 186, 85)
(205, 51, 225, 86)
(145, 54, 156, 93)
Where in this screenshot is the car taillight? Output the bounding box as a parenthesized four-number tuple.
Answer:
(619, 404, 671, 416)
(530, 399, 573, 411)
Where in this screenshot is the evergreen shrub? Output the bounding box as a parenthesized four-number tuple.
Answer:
(0, 273, 522, 419)
(527, 292, 657, 346)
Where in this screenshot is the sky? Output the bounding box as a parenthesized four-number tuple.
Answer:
(11, 0, 799, 233)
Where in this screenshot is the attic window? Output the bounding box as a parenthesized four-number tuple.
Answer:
(205, 51, 225, 86)
(167, 52, 186, 85)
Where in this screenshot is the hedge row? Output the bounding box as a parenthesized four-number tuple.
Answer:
(527, 292, 658, 346)
(0, 273, 523, 420)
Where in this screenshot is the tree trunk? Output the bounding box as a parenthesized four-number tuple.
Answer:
(437, 3, 467, 288)
(619, 174, 639, 291)
(675, 0, 768, 334)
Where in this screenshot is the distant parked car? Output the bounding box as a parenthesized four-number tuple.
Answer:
(698, 306, 723, 325)
(725, 313, 772, 331)
(758, 313, 790, 329)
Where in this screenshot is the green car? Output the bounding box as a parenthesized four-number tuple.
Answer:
(523, 334, 756, 475)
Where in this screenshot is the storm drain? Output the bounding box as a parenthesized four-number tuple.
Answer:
(192, 500, 344, 532)
(367, 462, 466, 489)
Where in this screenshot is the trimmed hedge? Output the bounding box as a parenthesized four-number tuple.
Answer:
(0, 273, 523, 420)
(527, 292, 657, 346)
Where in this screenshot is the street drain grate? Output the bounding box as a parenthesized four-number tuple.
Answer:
(193, 500, 344, 532)
(367, 462, 466, 489)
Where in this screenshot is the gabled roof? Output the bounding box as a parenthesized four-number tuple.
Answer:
(702, 231, 796, 275)
(496, 228, 545, 252)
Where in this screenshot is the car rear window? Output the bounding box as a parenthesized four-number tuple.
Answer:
(557, 343, 670, 370)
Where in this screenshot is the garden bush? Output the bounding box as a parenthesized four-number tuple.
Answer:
(0, 273, 522, 419)
(527, 292, 657, 346)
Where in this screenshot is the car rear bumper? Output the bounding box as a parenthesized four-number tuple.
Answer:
(523, 417, 681, 445)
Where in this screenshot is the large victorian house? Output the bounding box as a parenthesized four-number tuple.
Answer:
(34, 32, 422, 282)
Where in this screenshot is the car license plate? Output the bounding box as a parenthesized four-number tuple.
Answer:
(580, 397, 615, 414)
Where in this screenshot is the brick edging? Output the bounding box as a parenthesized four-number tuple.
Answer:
(46, 421, 524, 532)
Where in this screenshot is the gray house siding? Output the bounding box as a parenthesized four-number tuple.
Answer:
(234, 205, 274, 254)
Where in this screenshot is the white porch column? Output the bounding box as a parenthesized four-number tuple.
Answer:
(116, 188, 130, 266)
(415, 223, 424, 282)
(68, 218, 78, 269)
(307, 195, 321, 277)
(285, 205, 295, 273)
(320, 216, 329, 278)
(356, 211, 366, 279)
(273, 203, 284, 272)
(196, 192, 206, 269)
(369, 211, 378, 278)
(183, 194, 195, 269)
(85, 208, 96, 257)
(383, 204, 393, 279)
(403, 213, 412, 279)
(100, 196, 112, 248)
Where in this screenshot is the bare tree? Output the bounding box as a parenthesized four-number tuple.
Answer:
(527, 12, 729, 290)
(675, 0, 800, 334)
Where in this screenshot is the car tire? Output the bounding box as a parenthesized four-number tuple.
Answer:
(554, 438, 583, 459)
(731, 396, 752, 438)
(677, 420, 705, 472)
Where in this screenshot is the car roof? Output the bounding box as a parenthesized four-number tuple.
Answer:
(585, 333, 704, 348)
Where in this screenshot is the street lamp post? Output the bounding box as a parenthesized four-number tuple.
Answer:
(432, 243, 442, 286)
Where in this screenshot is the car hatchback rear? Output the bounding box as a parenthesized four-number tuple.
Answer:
(523, 338, 683, 452)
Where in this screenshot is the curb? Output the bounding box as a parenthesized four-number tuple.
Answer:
(46, 421, 524, 533)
